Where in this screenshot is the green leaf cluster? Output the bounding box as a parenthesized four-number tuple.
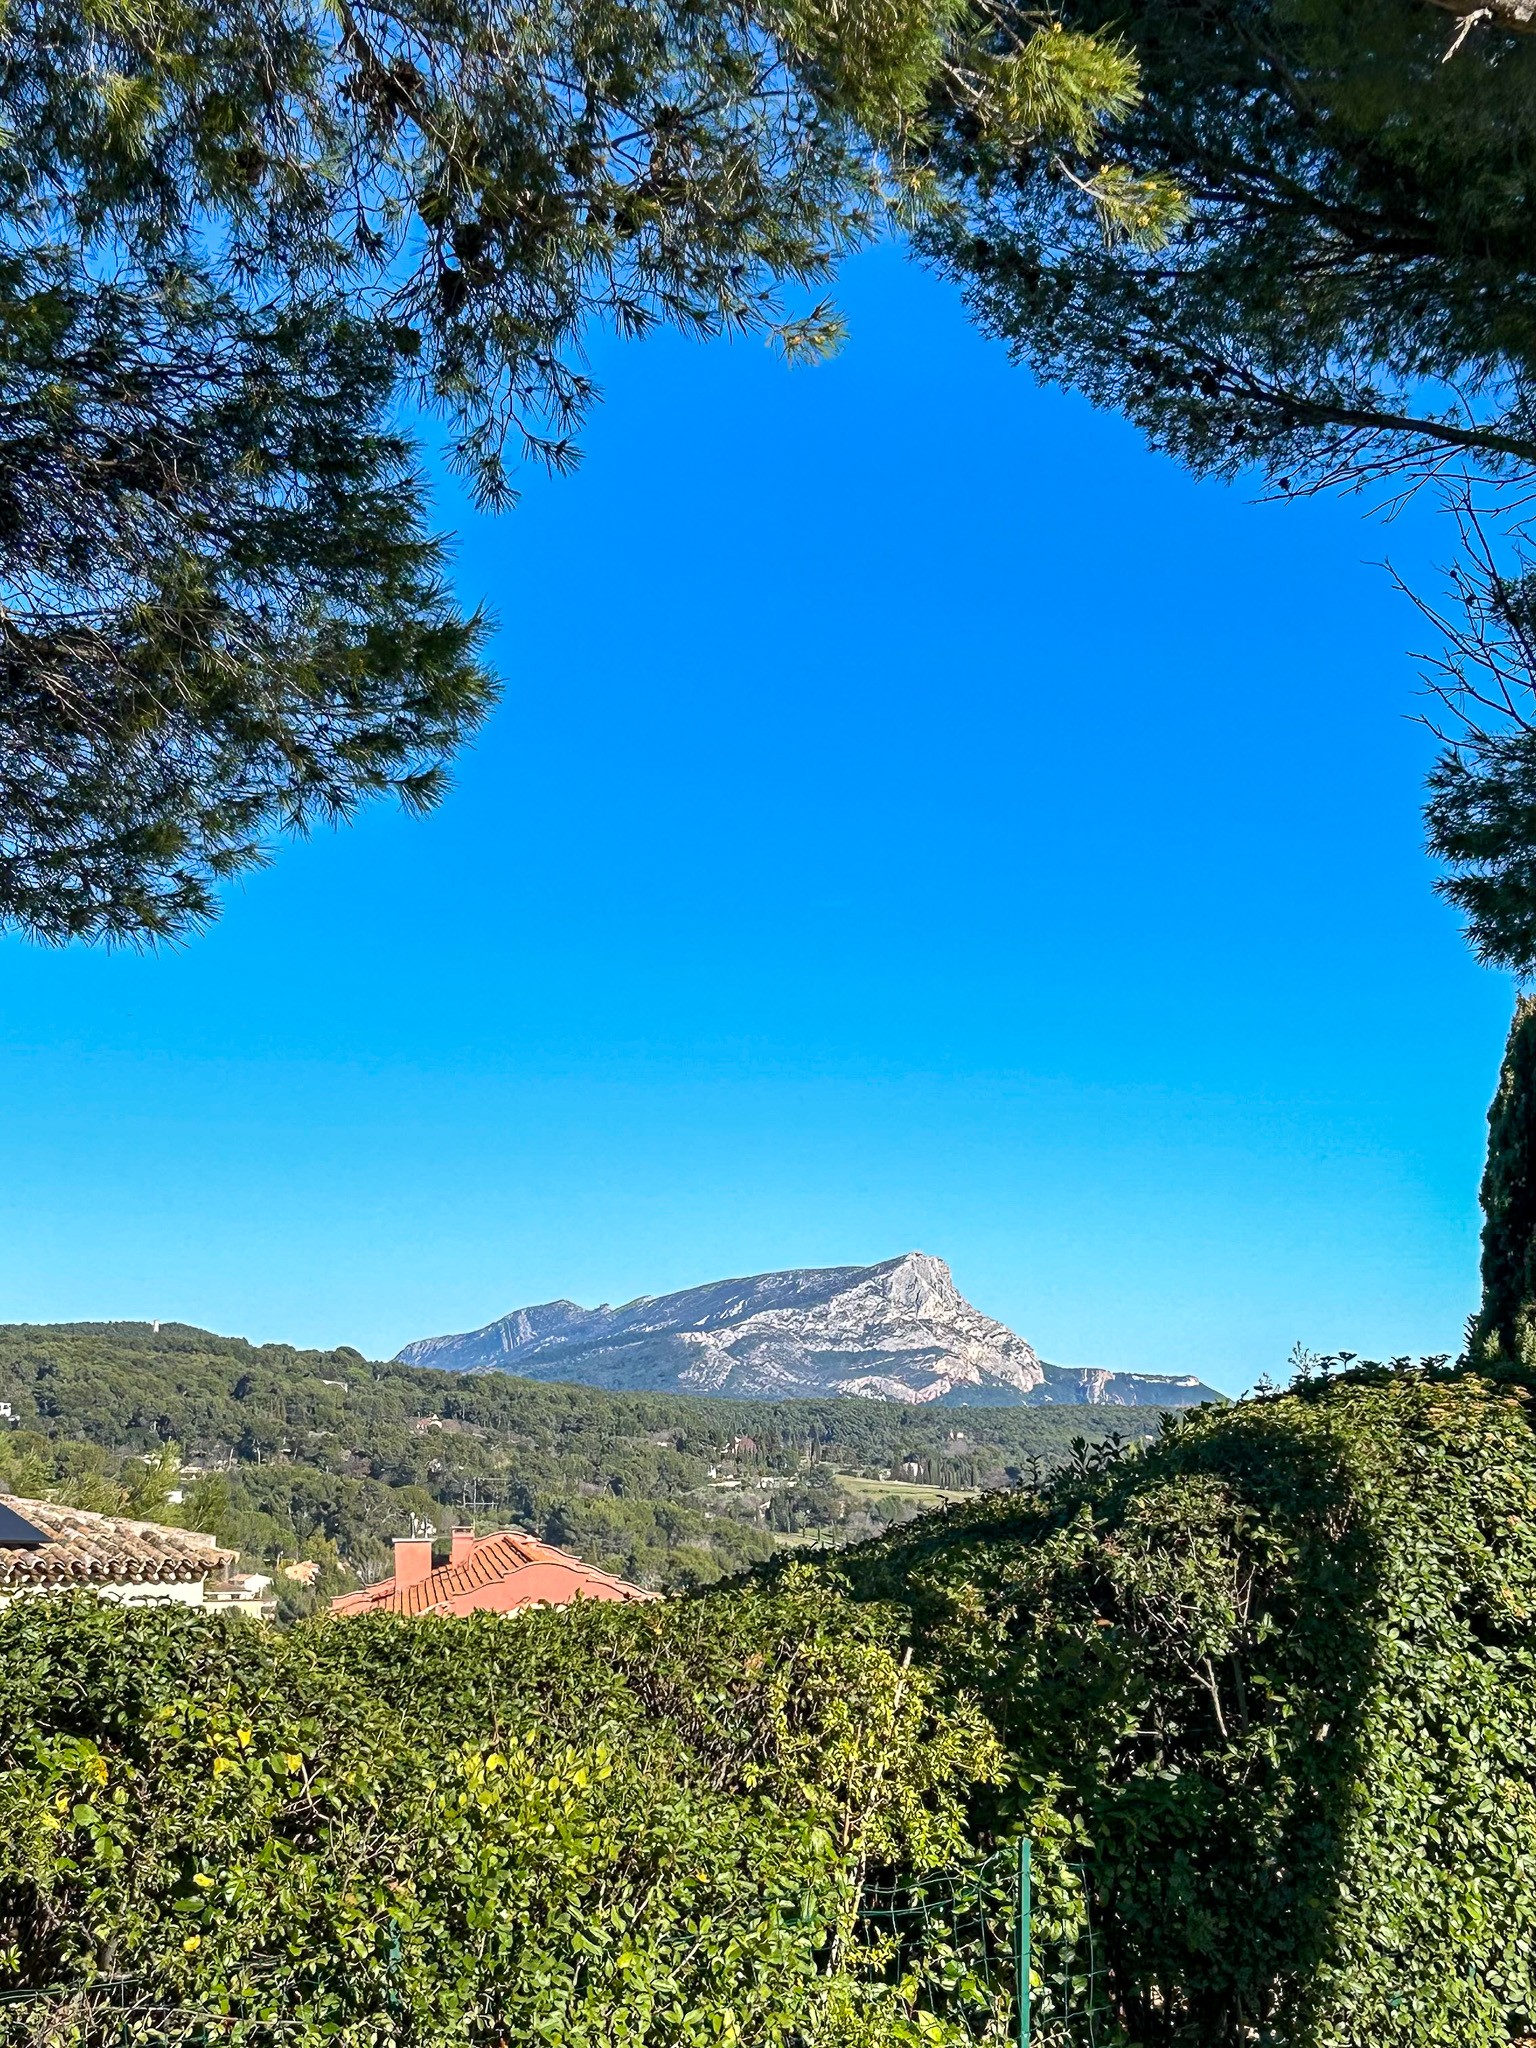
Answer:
(0, 1574, 1000, 2043)
(821, 1369, 1536, 2046)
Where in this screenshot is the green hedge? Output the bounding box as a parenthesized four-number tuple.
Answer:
(13, 1370, 1524, 2048)
(0, 1574, 998, 2047)
(823, 1370, 1536, 2048)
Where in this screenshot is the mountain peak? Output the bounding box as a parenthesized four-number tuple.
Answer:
(396, 1258, 1220, 1409)
(864, 1251, 961, 1311)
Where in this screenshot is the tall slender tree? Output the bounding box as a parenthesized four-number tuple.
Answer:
(1470, 995, 1536, 1367)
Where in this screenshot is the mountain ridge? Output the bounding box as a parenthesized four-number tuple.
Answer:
(396, 1253, 1222, 1408)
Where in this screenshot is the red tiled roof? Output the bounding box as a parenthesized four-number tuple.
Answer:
(0, 1494, 235, 1589)
(328, 1529, 655, 1619)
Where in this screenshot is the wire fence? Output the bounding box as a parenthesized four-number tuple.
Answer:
(0, 1979, 299, 2048)
(1026, 1863, 1114, 2048)
(855, 1841, 1112, 2048)
(857, 1843, 1021, 2048)
(0, 1841, 1112, 2048)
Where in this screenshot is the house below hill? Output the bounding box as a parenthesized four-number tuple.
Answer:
(0, 1495, 235, 1608)
(204, 1571, 278, 1621)
(329, 1526, 653, 1618)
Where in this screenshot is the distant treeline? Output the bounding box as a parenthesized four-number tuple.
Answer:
(0, 1322, 1181, 1604)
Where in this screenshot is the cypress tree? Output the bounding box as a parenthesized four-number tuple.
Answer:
(1472, 995, 1536, 1368)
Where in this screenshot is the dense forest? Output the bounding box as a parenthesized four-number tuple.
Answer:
(0, 1321, 1178, 1605)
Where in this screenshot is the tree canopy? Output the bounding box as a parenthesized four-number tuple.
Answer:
(0, 1318, 1165, 1603)
(0, 279, 494, 943)
(1410, 497, 1536, 971)
(0, 0, 1167, 944)
(917, 0, 1536, 496)
(905, 0, 1536, 973)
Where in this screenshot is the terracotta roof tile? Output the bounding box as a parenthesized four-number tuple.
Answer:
(0, 1494, 235, 1589)
(329, 1529, 654, 1618)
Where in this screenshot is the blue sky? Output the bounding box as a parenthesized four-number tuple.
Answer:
(0, 244, 1513, 1395)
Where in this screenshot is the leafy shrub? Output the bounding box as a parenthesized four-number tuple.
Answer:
(823, 1371, 1536, 2048)
(0, 1574, 998, 2047)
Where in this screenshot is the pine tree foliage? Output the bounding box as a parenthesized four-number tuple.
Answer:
(5, 0, 1179, 490)
(904, 0, 1536, 969)
(1399, 495, 1536, 973)
(0, 276, 493, 943)
(914, 0, 1536, 495)
(0, 0, 1169, 943)
(1470, 995, 1536, 1368)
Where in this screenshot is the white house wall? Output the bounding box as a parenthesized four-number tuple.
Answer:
(0, 1578, 208, 1611)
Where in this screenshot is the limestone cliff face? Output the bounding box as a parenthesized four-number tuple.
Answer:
(396, 1254, 1220, 1407)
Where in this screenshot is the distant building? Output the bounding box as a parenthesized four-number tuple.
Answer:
(204, 1572, 278, 1622)
(0, 1495, 234, 1609)
(329, 1527, 654, 1619)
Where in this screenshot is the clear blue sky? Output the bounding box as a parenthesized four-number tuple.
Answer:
(0, 244, 1514, 1396)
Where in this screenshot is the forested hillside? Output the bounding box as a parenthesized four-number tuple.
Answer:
(0, 1322, 1176, 1604)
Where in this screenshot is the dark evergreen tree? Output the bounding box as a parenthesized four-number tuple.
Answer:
(903, 0, 1536, 973)
(1471, 994, 1536, 1367)
(0, 277, 495, 943)
(1405, 500, 1536, 974)
(916, 0, 1536, 495)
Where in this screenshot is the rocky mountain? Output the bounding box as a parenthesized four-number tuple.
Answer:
(396, 1254, 1221, 1408)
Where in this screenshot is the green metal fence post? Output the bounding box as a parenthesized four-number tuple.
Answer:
(1016, 1838, 1031, 2048)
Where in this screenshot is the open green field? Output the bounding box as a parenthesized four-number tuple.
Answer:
(834, 1473, 980, 1509)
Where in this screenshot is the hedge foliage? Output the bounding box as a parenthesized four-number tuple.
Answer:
(0, 1575, 999, 2048)
(824, 1370, 1536, 2048)
(8, 1368, 1532, 2048)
